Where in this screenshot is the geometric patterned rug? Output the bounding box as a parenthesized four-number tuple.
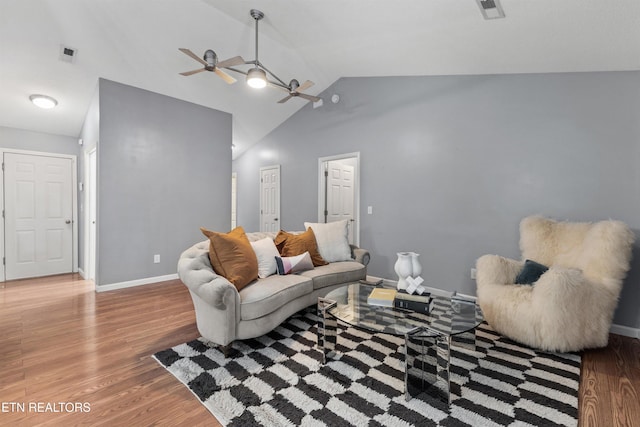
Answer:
(153, 307, 581, 427)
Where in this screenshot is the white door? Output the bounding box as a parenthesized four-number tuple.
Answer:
(87, 149, 97, 281)
(260, 166, 280, 232)
(326, 160, 356, 243)
(4, 153, 74, 280)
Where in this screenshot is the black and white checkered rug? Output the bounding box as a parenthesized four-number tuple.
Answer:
(153, 307, 580, 426)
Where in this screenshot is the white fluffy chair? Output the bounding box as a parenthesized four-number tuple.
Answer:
(476, 216, 635, 352)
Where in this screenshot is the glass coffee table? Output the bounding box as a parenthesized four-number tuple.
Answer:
(317, 283, 483, 405)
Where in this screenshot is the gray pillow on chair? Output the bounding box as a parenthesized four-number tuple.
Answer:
(515, 259, 548, 285)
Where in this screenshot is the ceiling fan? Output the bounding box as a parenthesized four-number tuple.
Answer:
(178, 9, 321, 104)
(178, 48, 245, 84)
(277, 79, 321, 104)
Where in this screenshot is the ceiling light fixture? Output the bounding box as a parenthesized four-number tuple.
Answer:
(178, 9, 321, 104)
(29, 94, 58, 109)
(476, 0, 506, 19)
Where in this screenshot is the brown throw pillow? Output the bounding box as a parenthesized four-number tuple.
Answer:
(200, 226, 258, 291)
(274, 228, 328, 267)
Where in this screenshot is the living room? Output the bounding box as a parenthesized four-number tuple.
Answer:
(1, 1, 639, 426)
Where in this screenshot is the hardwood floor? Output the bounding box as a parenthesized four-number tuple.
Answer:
(1, 274, 638, 426)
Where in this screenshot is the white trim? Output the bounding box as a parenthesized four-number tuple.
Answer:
(610, 323, 640, 339)
(317, 152, 361, 247)
(78, 267, 86, 279)
(95, 273, 179, 292)
(84, 147, 98, 282)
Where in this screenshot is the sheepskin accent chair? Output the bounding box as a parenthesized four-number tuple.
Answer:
(476, 216, 634, 352)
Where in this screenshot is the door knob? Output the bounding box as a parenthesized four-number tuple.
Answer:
(65, 220, 71, 224)
(274, 218, 279, 221)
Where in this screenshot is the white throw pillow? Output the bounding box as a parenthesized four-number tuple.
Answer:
(250, 237, 280, 278)
(303, 220, 352, 262)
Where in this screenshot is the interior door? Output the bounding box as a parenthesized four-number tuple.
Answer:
(326, 160, 355, 243)
(88, 149, 97, 281)
(260, 166, 280, 232)
(4, 152, 74, 280)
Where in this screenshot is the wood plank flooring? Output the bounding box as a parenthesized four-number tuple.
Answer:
(1, 274, 638, 426)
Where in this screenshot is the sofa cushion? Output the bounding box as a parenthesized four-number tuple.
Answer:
(239, 274, 313, 321)
(275, 252, 314, 275)
(274, 229, 328, 267)
(304, 220, 352, 262)
(200, 226, 258, 291)
(299, 261, 366, 290)
(250, 237, 280, 278)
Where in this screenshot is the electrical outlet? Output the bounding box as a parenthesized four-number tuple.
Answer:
(470, 268, 477, 279)
(154, 254, 160, 264)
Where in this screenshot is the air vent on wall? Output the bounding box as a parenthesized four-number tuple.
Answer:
(59, 45, 78, 63)
(476, 0, 505, 20)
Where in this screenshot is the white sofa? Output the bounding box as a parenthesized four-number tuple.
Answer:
(476, 216, 634, 352)
(178, 231, 369, 354)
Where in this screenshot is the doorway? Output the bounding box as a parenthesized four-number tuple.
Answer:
(259, 165, 280, 232)
(2, 150, 78, 281)
(318, 153, 360, 246)
(85, 148, 97, 281)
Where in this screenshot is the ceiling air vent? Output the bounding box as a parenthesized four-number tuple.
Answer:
(476, 0, 505, 20)
(59, 45, 78, 63)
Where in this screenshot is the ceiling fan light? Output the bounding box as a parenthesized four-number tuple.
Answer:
(29, 94, 58, 109)
(246, 68, 267, 89)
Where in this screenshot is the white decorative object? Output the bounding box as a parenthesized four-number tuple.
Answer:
(395, 251, 424, 292)
(394, 252, 413, 291)
(410, 252, 422, 277)
(405, 276, 426, 295)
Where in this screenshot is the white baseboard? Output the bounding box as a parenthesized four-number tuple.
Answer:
(77, 268, 86, 279)
(95, 273, 179, 292)
(610, 323, 640, 339)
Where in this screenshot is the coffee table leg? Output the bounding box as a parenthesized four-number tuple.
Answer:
(405, 328, 452, 405)
(436, 335, 452, 405)
(452, 328, 477, 352)
(317, 297, 337, 364)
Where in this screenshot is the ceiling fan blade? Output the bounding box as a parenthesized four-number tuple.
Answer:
(298, 93, 321, 102)
(214, 68, 237, 84)
(277, 95, 293, 104)
(179, 68, 206, 76)
(217, 56, 245, 68)
(179, 48, 207, 66)
(296, 80, 315, 93)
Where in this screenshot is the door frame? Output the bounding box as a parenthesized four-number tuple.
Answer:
(0, 148, 78, 281)
(317, 152, 360, 246)
(83, 147, 98, 281)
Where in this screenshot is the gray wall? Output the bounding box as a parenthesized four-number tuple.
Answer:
(0, 126, 79, 155)
(96, 79, 232, 286)
(233, 71, 640, 329)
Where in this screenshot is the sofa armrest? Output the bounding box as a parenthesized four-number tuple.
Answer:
(476, 254, 523, 286)
(177, 244, 239, 310)
(350, 245, 370, 266)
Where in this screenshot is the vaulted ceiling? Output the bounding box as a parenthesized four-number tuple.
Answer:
(1, 0, 639, 157)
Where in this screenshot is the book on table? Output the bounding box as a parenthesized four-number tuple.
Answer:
(394, 297, 432, 314)
(395, 290, 431, 303)
(367, 288, 397, 307)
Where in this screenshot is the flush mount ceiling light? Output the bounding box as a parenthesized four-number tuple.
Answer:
(179, 9, 320, 104)
(476, 0, 506, 19)
(29, 94, 58, 109)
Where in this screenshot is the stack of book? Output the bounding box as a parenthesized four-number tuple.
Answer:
(393, 290, 432, 313)
(367, 288, 433, 313)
